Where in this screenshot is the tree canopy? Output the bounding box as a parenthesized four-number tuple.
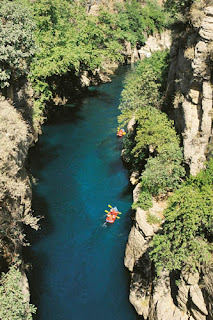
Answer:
(0, 1, 36, 88)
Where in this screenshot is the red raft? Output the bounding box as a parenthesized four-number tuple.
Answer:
(117, 128, 126, 137)
(105, 207, 119, 224)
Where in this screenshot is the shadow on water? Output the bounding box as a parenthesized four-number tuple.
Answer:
(107, 158, 125, 176)
(47, 89, 113, 125)
(24, 193, 52, 320)
(118, 183, 134, 200)
(28, 143, 62, 176)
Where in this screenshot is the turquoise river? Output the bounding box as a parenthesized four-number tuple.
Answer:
(27, 65, 139, 320)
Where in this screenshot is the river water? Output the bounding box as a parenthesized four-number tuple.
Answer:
(27, 66, 139, 320)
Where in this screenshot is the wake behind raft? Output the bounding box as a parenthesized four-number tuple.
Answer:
(105, 205, 122, 224)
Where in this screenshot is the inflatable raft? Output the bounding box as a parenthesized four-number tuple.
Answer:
(117, 128, 126, 137)
(105, 206, 121, 224)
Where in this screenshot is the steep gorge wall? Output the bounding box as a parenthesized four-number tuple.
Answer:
(124, 3, 213, 320)
(125, 182, 213, 320)
(166, 5, 213, 175)
(0, 96, 39, 301)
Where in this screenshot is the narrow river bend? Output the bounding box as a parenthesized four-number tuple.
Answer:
(27, 66, 138, 320)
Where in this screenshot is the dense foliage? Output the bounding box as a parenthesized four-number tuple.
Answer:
(150, 159, 213, 273)
(118, 50, 170, 125)
(132, 189, 153, 210)
(30, 0, 167, 118)
(0, 0, 167, 118)
(0, 262, 36, 320)
(0, 1, 36, 89)
(119, 51, 185, 199)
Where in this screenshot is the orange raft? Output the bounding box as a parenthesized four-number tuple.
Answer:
(105, 207, 119, 224)
(117, 128, 126, 137)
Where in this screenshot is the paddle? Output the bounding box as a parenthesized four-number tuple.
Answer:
(116, 216, 120, 219)
(108, 204, 113, 208)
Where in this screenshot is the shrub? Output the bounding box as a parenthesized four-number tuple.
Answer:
(140, 143, 185, 195)
(0, 263, 36, 320)
(132, 189, 153, 210)
(150, 159, 213, 273)
(147, 212, 161, 225)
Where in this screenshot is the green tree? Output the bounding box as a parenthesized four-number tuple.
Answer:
(0, 263, 36, 320)
(0, 1, 36, 88)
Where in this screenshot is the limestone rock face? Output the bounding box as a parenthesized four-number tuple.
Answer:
(124, 225, 147, 272)
(150, 272, 189, 320)
(190, 285, 208, 316)
(125, 185, 211, 319)
(166, 5, 213, 175)
(127, 116, 136, 133)
(133, 183, 141, 203)
(135, 208, 155, 237)
(203, 268, 213, 319)
(130, 171, 139, 185)
(138, 30, 171, 58)
(0, 97, 38, 308)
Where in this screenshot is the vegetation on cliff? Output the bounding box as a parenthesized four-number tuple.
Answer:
(119, 51, 185, 203)
(0, 260, 36, 320)
(0, 98, 38, 319)
(118, 0, 213, 276)
(0, 1, 36, 90)
(151, 159, 213, 273)
(0, 0, 168, 122)
(30, 0, 167, 118)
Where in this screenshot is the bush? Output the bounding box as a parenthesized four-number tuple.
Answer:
(140, 142, 185, 195)
(0, 263, 36, 320)
(147, 212, 161, 225)
(150, 159, 213, 273)
(132, 189, 153, 210)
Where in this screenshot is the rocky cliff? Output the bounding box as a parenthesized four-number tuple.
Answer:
(125, 182, 213, 320)
(124, 3, 213, 320)
(0, 96, 39, 301)
(166, 3, 213, 175)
